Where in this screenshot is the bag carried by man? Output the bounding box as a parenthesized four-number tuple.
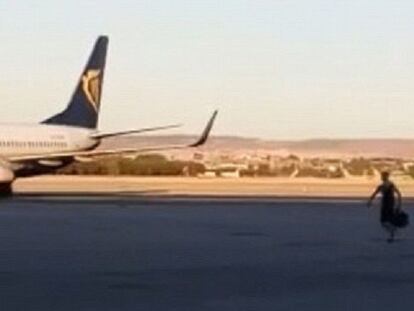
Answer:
(392, 209, 410, 228)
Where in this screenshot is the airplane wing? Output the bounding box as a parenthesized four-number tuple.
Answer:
(8, 111, 218, 163)
(90, 124, 182, 139)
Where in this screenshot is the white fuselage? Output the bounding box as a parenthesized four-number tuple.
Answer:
(0, 123, 98, 157)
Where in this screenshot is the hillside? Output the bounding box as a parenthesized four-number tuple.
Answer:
(99, 136, 414, 158)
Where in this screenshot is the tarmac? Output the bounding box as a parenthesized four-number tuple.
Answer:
(0, 195, 413, 310)
(11, 175, 396, 197)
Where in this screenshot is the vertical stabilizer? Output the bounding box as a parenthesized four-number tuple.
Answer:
(42, 36, 108, 128)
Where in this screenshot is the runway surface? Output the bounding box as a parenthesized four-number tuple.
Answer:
(0, 196, 413, 310)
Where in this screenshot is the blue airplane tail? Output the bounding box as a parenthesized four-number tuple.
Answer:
(42, 36, 108, 129)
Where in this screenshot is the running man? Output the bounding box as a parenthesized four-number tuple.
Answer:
(367, 171, 402, 242)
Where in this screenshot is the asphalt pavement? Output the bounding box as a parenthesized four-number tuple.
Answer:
(0, 196, 413, 310)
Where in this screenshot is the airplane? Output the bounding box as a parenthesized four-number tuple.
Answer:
(0, 36, 217, 194)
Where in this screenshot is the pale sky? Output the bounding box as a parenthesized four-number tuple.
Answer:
(0, 0, 414, 139)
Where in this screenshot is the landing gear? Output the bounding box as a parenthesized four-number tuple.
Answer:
(0, 183, 13, 197)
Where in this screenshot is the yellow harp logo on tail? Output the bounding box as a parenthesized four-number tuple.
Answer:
(82, 69, 101, 112)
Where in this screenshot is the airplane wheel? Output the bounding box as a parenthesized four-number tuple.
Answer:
(0, 183, 13, 197)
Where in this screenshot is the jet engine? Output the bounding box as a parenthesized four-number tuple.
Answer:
(0, 164, 15, 183)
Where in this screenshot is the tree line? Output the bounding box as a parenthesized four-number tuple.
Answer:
(55, 154, 205, 176)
